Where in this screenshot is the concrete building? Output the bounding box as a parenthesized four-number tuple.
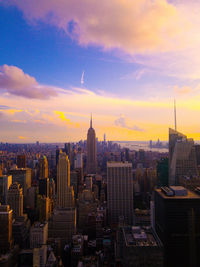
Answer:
(0, 204, 13, 254)
(30, 222, 48, 248)
(17, 155, 27, 169)
(39, 177, 49, 197)
(86, 116, 97, 174)
(7, 182, 23, 218)
(39, 156, 48, 180)
(33, 245, 47, 267)
(0, 175, 12, 204)
(107, 162, 134, 225)
(117, 226, 163, 267)
(12, 214, 30, 249)
(75, 151, 83, 169)
(37, 195, 51, 222)
(77, 190, 99, 233)
(48, 207, 76, 246)
(9, 168, 31, 197)
(155, 186, 200, 267)
(57, 151, 74, 208)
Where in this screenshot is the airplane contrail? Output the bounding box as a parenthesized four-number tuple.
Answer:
(81, 70, 85, 85)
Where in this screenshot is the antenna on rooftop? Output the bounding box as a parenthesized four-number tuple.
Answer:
(174, 99, 177, 131)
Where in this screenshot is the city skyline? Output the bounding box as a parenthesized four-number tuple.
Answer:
(1, 1, 200, 142)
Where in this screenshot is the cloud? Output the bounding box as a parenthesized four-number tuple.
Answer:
(11, 119, 27, 123)
(174, 85, 192, 95)
(0, 65, 57, 99)
(3, 0, 193, 55)
(18, 136, 28, 140)
(121, 68, 149, 80)
(115, 115, 144, 131)
(174, 84, 200, 96)
(0, 105, 10, 110)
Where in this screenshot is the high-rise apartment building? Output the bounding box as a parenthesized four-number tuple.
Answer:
(169, 128, 198, 185)
(0, 175, 12, 204)
(107, 162, 134, 225)
(0, 204, 13, 254)
(39, 156, 48, 179)
(7, 182, 23, 218)
(87, 117, 97, 174)
(155, 186, 200, 267)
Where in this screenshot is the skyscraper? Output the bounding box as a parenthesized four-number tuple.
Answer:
(9, 168, 31, 197)
(49, 151, 76, 245)
(7, 182, 23, 218)
(39, 156, 48, 179)
(0, 204, 13, 254)
(57, 151, 74, 208)
(155, 186, 200, 267)
(87, 116, 97, 174)
(0, 175, 12, 204)
(107, 162, 134, 225)
(169, 128, 198, 185)
(17, 155, 27, 169)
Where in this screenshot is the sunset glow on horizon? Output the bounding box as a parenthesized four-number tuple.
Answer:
(1, 0, 200, 142)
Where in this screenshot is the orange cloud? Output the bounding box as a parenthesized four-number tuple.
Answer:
(18, 136, 27, 140)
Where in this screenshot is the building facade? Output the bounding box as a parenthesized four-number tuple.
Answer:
(107, 162, 134, 225)
(86, 117, 97, 174)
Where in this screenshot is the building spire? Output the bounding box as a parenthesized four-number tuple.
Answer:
(174, 99, 177, 131)
(90, 113, 92, 128)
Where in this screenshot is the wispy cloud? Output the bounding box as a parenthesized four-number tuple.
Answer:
(115, 115, 145, 132)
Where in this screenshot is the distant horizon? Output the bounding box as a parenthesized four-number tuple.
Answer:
(1, 1, 200, 143)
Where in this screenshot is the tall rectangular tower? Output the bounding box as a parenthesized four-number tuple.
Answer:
(57, 151, 74, 208)
(107, 162, 133, 225)
(7, 182, 23, 218)
(0, 204, 13, 254)
(0, 175, 12, 204)
(155, 186, 200, 267)
(169, 128, 198, 185)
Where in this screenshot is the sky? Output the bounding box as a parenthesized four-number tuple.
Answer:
(1, 0, 200, 142)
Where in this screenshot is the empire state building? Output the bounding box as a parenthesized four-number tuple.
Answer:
(87, 116, 97, 174)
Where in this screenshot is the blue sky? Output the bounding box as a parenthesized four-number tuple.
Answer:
(1, 1, 200, 142)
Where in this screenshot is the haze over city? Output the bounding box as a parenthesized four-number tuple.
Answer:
(1, 0, 200, 142)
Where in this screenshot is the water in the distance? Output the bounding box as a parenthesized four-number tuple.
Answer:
(115, 141, 168, 153)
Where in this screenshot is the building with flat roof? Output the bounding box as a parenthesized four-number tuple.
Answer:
(155, 186, 200, 267)
(117, 226, 163, 267)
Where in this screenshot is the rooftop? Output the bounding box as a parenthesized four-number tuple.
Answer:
(156, 186, 200, 199)
(123, 226, 162, 247)
(107, 161, 132, 167)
